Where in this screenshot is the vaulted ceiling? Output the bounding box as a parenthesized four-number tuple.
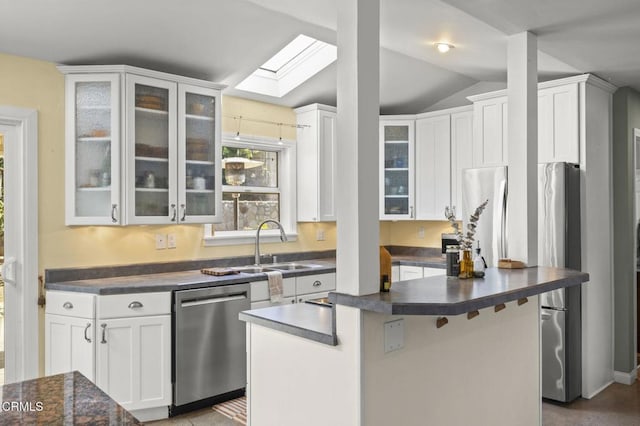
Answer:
(1, 0, 639, 113)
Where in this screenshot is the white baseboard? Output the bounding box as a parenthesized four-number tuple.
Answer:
(582, 379, 614, 399)
(614, 367, 638, 385)
(130, 406, 169, 422)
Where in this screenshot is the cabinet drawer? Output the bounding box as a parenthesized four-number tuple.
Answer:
(250, 297, 296, 310)
(46, 291, 95, 318)
(296, 273, 336, 296)
(251, 278, 295, 302)
(97, 292, 171, 319)
(423, 267, 445, 278)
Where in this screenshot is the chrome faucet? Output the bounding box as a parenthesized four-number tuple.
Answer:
(254, 219, 288, 266)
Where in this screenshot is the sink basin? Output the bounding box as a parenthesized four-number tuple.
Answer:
(265, 263, 320, 271)
(232, 266, 270, 274)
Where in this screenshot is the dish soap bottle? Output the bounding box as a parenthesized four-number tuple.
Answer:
(473, 241, 487, 272)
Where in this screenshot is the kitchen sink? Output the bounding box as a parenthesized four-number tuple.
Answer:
(232, 263, 322, 274)
(232, 266, 270, 274)
(265, 263, 321, 271)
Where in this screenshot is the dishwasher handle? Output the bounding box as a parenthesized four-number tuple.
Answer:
(181, 293, 248, 308)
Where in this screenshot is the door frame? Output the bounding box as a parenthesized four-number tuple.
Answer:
(0, 106, 38, 382)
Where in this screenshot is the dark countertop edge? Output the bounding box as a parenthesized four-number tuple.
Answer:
(330, 269, 589, 316)
(239, 310, 338, 346)
(393, 259, 446, 268)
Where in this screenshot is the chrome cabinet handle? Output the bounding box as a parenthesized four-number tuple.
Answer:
(410, 205, 414, 218)
(312, 280, 322, 287)
(180, 203, 186, 221)
(84, 323, 92, 343)
(63, 302, 73, 310)
(170, 204, 177, 222)
(111, 204, 118, 223)
(128, 301, 143, 309)
(101, 324, 107, 344)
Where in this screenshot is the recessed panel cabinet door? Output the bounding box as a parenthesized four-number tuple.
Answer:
(45, 315, 95, 381)
(96, 315, 171, 410)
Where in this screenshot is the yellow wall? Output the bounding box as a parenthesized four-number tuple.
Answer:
(385, 220, 453, 248)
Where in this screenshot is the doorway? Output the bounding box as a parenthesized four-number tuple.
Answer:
(0, 106, 39, 384)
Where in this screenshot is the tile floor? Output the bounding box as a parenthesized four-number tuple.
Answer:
(147, 408, 237, 426)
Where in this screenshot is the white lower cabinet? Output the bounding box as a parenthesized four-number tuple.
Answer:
(391, 266, 400, 283)
(45, 314, 95, 381)
(399, 265, 423, 281)
(249, 273, 337, 306)
(45, 290, 171, 420)
(398, 265, 445, 281)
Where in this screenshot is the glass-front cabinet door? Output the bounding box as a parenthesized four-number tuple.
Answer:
(65, 74, 121, 225)
(125, 75, 177, 224)
(380, 120, 415, 220)
(177, 84, 221, 223)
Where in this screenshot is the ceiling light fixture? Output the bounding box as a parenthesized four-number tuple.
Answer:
(435, 42, 454, 53)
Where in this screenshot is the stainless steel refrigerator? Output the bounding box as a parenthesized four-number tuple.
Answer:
(462, 162, 582, 402)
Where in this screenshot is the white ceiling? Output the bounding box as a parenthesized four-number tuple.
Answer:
(1, 0, 638, 113)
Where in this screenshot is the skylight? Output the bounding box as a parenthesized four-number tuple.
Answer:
(236, 34, 337, 98)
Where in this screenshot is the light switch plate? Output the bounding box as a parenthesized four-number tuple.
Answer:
(418, 226, 425, 239)
(384, 319, 404, 353)
(155, 234, 167, 250)
(316, 229, 325, 241)
(167, 233, 177, 249)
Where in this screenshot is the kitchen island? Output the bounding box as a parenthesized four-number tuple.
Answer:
(240, 266, 588, 426)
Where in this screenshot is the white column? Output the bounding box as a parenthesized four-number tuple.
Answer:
(335, 0, 380, 295)
(506, 31, 538, 266)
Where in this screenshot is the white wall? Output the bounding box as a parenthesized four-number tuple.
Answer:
(362, 299, 540, 426)
(246, 305, 362, 426)
(580, 82, 615, 397)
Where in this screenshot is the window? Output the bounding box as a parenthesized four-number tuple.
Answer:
(235, 34, 337, 98)
(203, 135, 296, 245)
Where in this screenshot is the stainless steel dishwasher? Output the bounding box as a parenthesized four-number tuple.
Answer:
(172, 283, 250, 414)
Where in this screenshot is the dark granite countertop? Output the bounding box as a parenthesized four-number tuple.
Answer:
(240, 303, 337, 346)
(0, 371, 138, 424)
(330, 267, 589, 315)
(44, 255, 445, 295)
(45, 261, 337, 295)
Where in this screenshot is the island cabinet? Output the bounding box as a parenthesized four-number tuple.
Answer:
(45, 290, 172, 421)
(295, 104, 337, 222)
(250, 273, 337, 307)
(379, 119, 415, 220)
(59, 65, 225, 226)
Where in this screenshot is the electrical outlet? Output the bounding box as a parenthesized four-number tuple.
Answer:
(167, 233, 177, 249)
(384, 319, 405, 353)
(155, 234, 167, 250)
(316, 229, 325, 241)
(418, 226, 425, 239)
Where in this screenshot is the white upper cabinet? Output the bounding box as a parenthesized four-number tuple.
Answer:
(125, 74, 178, 224)
(380, 119, 415, 220)
(415, 114, 451, 220)
(467, 77, 582, 167)
(64, 74, 122, 225)
(538, 83, 579, 163)
(60, 65, 225, 226)
(295, 104, 337, 222)
(450, 110, 474, 215)
(470, 95, 508, 167)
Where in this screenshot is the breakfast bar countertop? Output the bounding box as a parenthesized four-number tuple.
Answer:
(0, 371, 139, 424)
(331, 266, 589, 316)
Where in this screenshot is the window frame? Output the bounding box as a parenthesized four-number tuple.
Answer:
(203, 133, 297, 246)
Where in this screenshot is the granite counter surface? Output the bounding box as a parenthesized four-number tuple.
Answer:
(44, 256, 444, 295)
(330, 266, 589, 315)
(0, 371, 138, 424)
